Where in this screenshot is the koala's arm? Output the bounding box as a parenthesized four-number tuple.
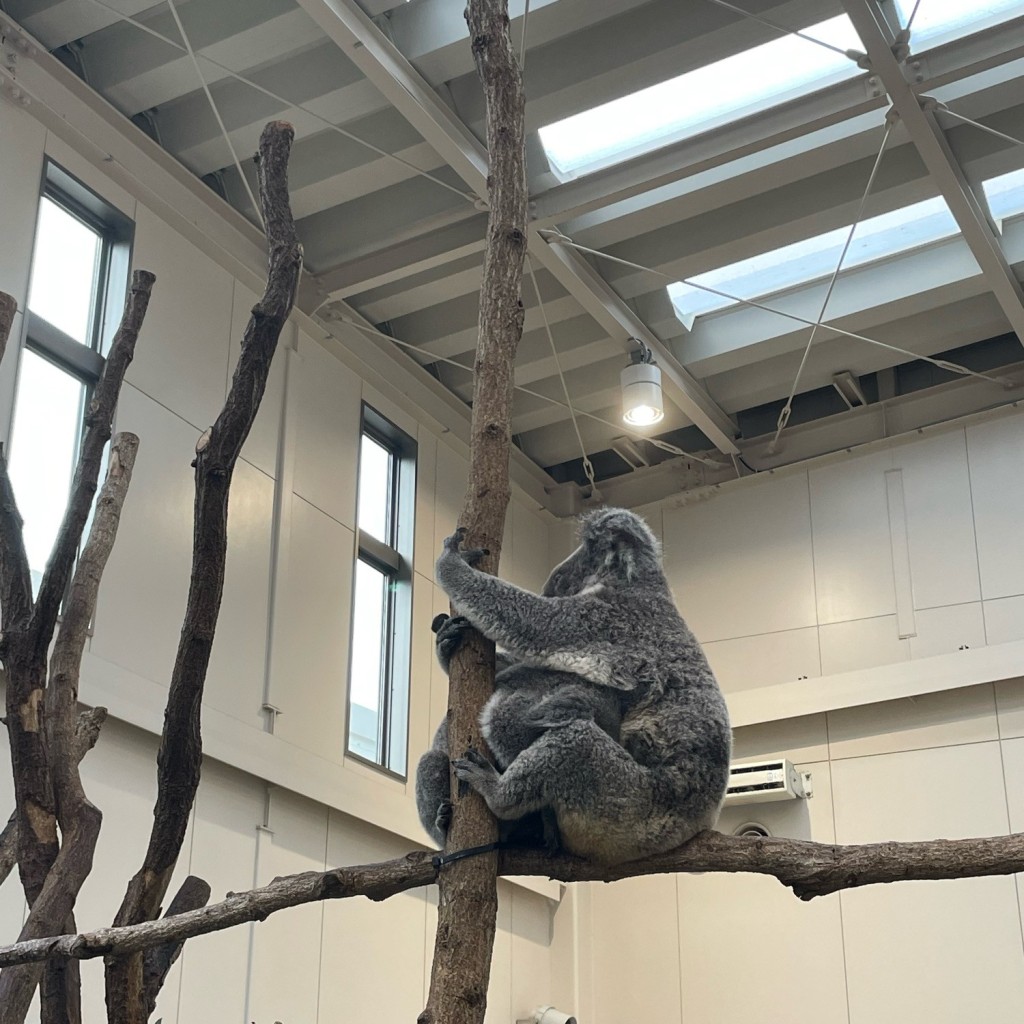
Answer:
(435, 536, 623, 688)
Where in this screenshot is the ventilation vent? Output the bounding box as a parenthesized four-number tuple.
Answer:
(723, 758, 811, 805)
(733, 822, 772, 839)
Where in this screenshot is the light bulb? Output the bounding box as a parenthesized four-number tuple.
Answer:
(621, 361, 664, 426)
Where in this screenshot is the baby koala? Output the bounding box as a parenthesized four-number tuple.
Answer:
(415, 612, 622, 850)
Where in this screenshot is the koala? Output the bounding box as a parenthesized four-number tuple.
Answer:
(434, 507, 732, 865)
(415, 612, 622, 849)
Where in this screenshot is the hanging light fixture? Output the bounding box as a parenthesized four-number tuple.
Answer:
(621, 342, 664, 426)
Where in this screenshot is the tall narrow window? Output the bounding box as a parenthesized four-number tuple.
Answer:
(6, 163, 133, 592)
(347, 405, 416, 776)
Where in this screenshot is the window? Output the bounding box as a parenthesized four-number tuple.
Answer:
(6, 163, 132, 593)
(982, 166, 1024, 229)
(538, 15, 863, 180)
(668, 195, 959, 327)
(346, 405, 416, 776)
(893, 0, 1024, 49)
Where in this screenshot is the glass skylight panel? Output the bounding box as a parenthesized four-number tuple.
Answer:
(982, 167, 1024, 228)
(538, 15, 862, 179)
(668, 196, 959, 326)
(894, 0, 1023, 49)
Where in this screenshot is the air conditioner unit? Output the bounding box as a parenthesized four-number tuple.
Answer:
(723, 758, 811, 805)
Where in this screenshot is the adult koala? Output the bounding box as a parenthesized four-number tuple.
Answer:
(415, 612, 622, 849)
(434, 507, 731, 865)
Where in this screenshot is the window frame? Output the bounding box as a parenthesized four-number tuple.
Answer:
(5, 161, 134, 593)
(345, 403, 417, 779)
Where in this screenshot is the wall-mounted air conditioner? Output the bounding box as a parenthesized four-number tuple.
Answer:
(723, 758, 812, 805)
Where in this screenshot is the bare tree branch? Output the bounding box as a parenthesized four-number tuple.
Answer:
(2, 829, 1024, 970)
(0, 289, 32, 658)
(0, 271, 153, 936)
(420, 3, 528, 1023)
(105, 120, 302, 1024)
(0, 708, 106, 889)
(0, 435, 140, 1024)
(141, 876, 211, 1019)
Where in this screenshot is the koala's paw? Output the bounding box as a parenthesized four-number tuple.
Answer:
(434, 799, 453, 835)
(452, 749, 499, 790)
(441, 527, 488, 566)
(435, 615, 472, 665)
(430, 612, 451, 634)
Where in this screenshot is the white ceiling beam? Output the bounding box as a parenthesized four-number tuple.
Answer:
(295, 0, 739, 454)
(840, 0, 1024, 344)
(292, 0, 489, 199)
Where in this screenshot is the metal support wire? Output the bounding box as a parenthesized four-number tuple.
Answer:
(166, 0, 264, 229)
(768, 118, 894, 453)
(519, 0, 532, 72)
(702, 0, 862, 59)
(538, 234, 1016, 389)
(71, 0, 477, 205)
(932, 103, 1024, 150)
(318, 309, 729, 468)
(526, 254, 598, 493)
(904, 0, 925, 33)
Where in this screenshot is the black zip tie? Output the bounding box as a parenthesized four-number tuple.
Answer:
(432, 841, 503, 869)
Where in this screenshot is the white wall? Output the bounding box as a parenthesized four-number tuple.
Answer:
(0, 96, 569, 1021)
(580, 682, 1024, 1024)
(650, 416, 1024, 699)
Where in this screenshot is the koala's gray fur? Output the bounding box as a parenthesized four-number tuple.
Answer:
(414, 613, 622, 848)
(434, 507, 732, 865)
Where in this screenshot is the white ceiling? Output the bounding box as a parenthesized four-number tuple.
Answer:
(5, 0, 1024, 500)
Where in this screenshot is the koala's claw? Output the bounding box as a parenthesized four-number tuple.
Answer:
(442, 527, 467, 553)
(430, 612, 450, 634)
(441, 527, 488, 566)
(452, 749, 499, 788)
(434, 799, 453, 834)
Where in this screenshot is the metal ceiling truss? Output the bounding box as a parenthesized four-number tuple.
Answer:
(293, 0, 742, 456)
(838, 0, 1024, 344)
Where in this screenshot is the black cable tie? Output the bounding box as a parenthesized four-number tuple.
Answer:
(432, 841, 502, 869)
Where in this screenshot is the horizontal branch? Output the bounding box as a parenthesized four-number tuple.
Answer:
(1, 829, 1023, 968)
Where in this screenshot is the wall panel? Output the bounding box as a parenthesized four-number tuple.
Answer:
(897, 429, 981, 610)
(968, 413, 1024, 600)
(291, 333, 362, 529)
(127, 204, 233, 430)
(269, 495, 354, 761)
(810, 448, 896, 624)
(703, 626, 820, 693)
(248, 790, 327, 1024)
(833, 743, 1024, 1024)
(663, 473, 817, 643)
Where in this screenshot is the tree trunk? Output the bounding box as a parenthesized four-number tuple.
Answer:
(420, 2, 527, 1023)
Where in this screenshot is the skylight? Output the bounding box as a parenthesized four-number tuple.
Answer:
(538, 15, 863, 180)
(894, 0, 1024, 49)
(667, 196, 960, 327)
(982, 167, 1024, 228)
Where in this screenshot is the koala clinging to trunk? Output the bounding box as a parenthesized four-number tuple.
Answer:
(432, 507, 732, 865)
(415, 612, 623, 849)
